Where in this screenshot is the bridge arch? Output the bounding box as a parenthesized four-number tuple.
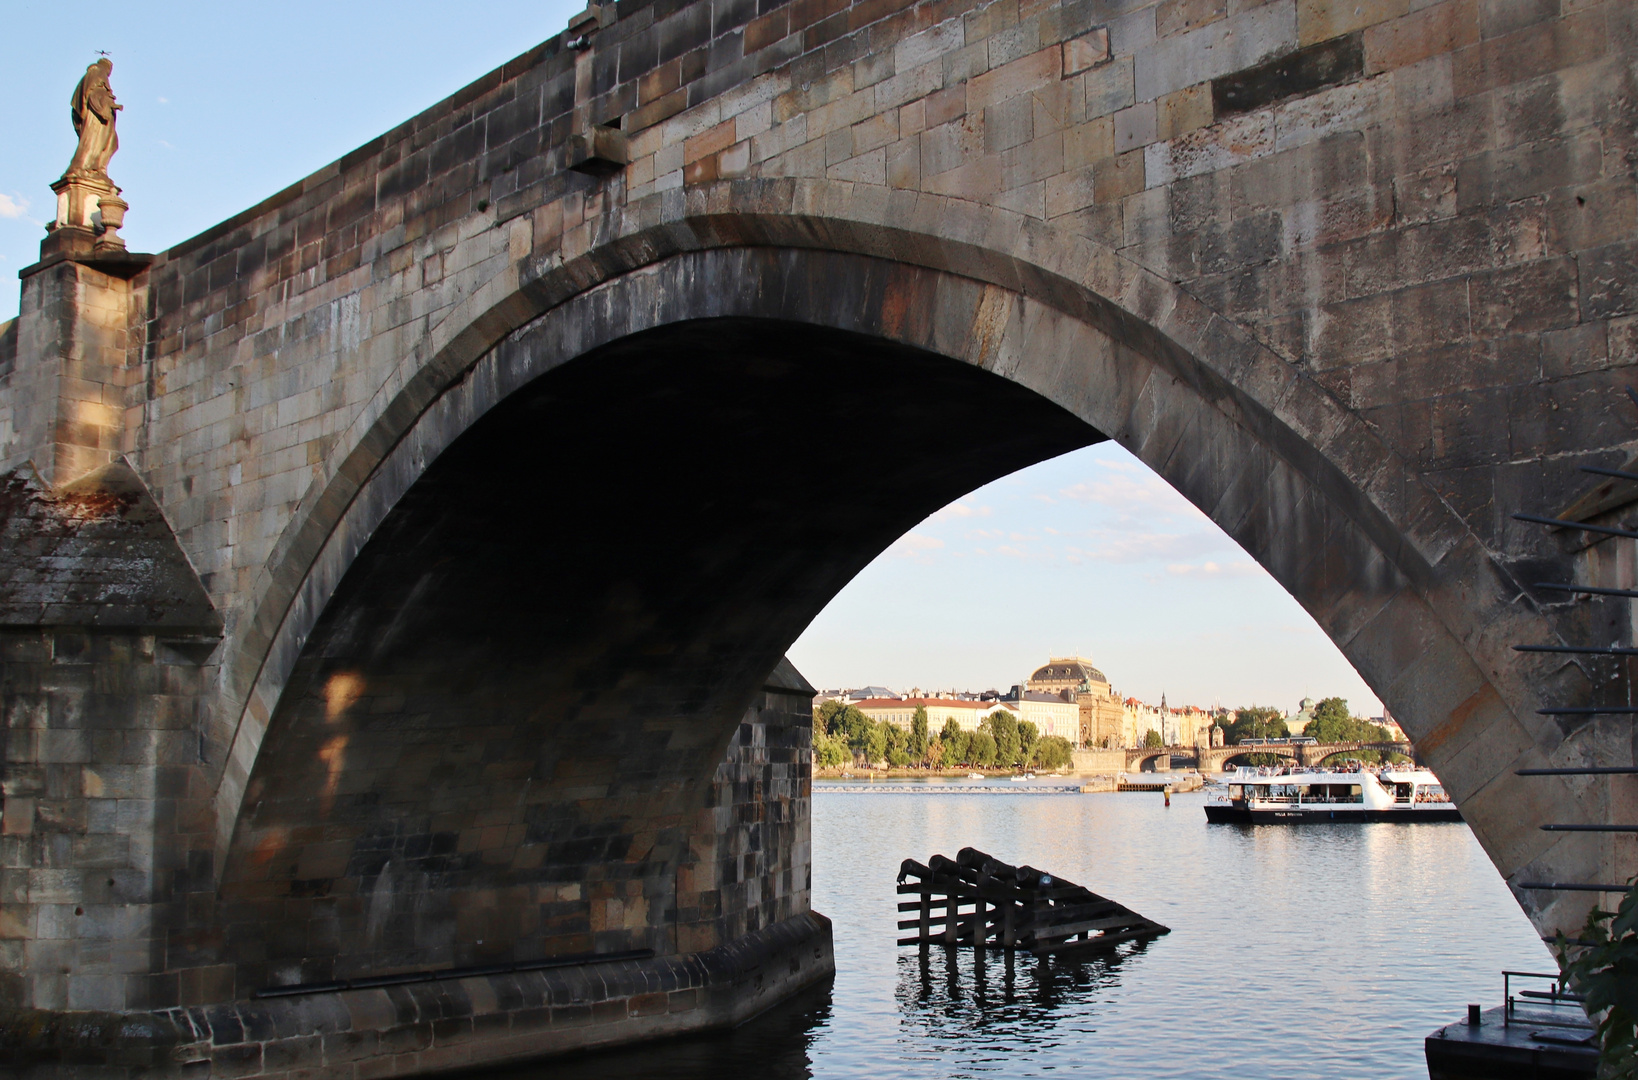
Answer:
(210, 191, 1582, 967)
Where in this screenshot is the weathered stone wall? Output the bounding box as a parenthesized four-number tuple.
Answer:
(4, 262, 145, 488)
(213, 663, 813, 1004)
(0, 626, 216, 1014)
(0, 912, 833, 1079)
(0, 0, 1636, 1070)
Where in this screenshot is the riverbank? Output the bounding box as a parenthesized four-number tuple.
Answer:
(813, 767, 1075, 780)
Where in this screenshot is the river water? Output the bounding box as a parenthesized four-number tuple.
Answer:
(494, 784, 1552, 1080)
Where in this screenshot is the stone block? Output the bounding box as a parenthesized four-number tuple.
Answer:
(1113, 101, 1158, 154)
(1083, 54, 1136, 118)
(1063, 28, 1110, 75)
(1134, 1, 1297, 102)
(968, 47, 1060, 110)
(1579, 241, 1638, 321)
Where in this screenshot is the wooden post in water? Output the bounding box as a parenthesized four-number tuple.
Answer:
(895, 847, 1170, 956)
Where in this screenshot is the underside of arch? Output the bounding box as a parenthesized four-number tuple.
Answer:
(218, 241, 1598, 967)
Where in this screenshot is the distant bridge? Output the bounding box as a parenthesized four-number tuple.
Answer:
(1126, 742, 1416, 772)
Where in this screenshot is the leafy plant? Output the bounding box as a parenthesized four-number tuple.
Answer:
(1555, 879, 1638, 1078)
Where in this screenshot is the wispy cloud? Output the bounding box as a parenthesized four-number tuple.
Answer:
(1063, 530, 1226, 565)
(927, 500, 991, 523)
(0, 193, 33, 221)
(1165, 560, 1262, 578)
(889, 532, 945, 563)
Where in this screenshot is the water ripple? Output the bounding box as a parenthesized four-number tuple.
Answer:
(483, 790, 1551, 1080)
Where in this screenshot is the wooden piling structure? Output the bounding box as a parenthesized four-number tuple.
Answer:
(895, 846, 1170, 957)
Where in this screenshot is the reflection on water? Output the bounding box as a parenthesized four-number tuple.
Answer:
(897, 938, 1149, 1046)
(477, 790, 1552, 1080)
(482, 981, 832, 1080)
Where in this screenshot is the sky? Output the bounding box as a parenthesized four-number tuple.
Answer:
(0, 1, 585, 319)
(789, 442, 1382, 716)
(0, 3, 1381, 717)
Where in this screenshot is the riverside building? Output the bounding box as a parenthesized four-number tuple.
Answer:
(1026, 656, 1124, 748)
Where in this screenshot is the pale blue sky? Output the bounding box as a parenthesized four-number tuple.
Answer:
(790, 442, 1381, 715)
(0, 4, 1381, 716)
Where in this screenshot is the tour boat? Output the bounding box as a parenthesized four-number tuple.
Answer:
(1204, 767, 1462, 823)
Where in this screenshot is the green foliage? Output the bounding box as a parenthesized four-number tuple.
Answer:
(1017, 720, 1040, 769)
(884, 724, 912, 767)
(864, 724, 888, 765)
(939, 718, 969, 768)
(969, 731, 998, 767)
(1555, 880, 1638, 1077)
(1303, 697, 1399, 762)
(1142, 728, 1164, 748)
(812, 728, 851, 768)
(911, 707, 931, 763)
(1222, 705, 1288, 744)
(983, 711, 1021, 768)
(815, 700, 844, 737)
(1032, 735, 1074, 770)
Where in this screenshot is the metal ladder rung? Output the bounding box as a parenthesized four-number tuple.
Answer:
(1514, 644, 1638, 656)
(1532, 582, 1638, 598)
(1581, 465, 1638, 483)
(1517, 767, 1638, 775)
(1514, 512, 1638, 539)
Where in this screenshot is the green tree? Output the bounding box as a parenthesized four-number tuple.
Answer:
(864, 723, 888, 765)
(885, 724, 912, 767)
(1223, 705, 1289, 744)
(1032, 735, 1074, 770)
(911, 707, 931, 764)
(1142, 728, 1164, 748)
(1304, 698, 1400, 762)
(1017, 720, 1040, 769)
(837, 705, 874, 747)
(812, 728, 850, 768)
(941, 727, 971, 768)
(969, 731, 998, 767)
(985, 711, 1021, 768)
(815, 700, 847, 737)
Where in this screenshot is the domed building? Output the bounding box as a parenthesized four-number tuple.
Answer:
(1026, 656, 1124, 748)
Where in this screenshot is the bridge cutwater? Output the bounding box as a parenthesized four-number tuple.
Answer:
(0, 0, 1633, 1075)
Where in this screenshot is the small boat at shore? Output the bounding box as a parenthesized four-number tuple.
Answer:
(1205, 767, 1461, 824)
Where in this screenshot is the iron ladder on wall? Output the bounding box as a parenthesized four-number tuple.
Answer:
(1510, 385, 1638, 900)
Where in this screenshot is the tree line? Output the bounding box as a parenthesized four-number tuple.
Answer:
(813, 702, 1075, 771)
(1220, 697, 1405, 763)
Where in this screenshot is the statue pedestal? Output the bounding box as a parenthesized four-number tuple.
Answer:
(43, 173, 126, 259)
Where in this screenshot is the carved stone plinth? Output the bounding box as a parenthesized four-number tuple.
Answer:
(44, 173, 125, 258)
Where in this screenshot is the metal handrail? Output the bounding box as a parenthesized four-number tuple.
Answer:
(1503, 971, 1591, 1030)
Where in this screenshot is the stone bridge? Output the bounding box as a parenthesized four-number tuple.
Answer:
(1125, 740, 1414, 771)
(1, 0, 1635, 1074)
(1190, 741, 1416, 771)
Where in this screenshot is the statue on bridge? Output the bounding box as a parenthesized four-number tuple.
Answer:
(44, 56, 129, 255)
(64, 58, 122, 179)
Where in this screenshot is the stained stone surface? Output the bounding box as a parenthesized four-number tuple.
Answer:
(0, 0, 1635, 1074)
